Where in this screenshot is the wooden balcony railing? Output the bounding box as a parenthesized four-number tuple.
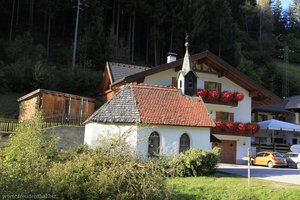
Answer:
(251, 142, 291, 153)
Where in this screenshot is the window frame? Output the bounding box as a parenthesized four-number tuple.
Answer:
(179, 133, 190, 153)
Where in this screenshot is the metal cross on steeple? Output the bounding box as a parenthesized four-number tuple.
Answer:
(185, 33, 189, 48)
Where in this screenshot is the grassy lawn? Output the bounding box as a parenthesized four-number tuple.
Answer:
(168, 174, 300, 200)
(0, 93, 24, 118)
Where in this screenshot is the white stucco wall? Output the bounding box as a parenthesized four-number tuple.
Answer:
(85, 122, 211, 157)
(136, 124, 211, 157)
(84, 122, 138, 148)
(143, 70, 252, 123)
(214, 134, 251, 164)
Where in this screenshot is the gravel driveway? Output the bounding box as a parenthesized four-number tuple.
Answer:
(217, 163, 300, 185)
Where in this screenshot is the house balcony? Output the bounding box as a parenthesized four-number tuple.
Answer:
(211, 121, 260, 137)
(197, 89, 244, 107)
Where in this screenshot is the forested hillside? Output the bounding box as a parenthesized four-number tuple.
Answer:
(0, 0, 300, 97)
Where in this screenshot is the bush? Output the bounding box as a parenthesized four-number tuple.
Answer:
(46, 149, 170, 200)
(0, 113, 170, 199)
(169, 148, 220, 177)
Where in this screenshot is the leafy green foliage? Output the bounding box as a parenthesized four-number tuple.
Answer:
(164, 148, 220, 177)
(0, 111, 58, 195)
(0, 112, 170, 199)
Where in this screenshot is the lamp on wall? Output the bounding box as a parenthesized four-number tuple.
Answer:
(243, 142, 246, 146)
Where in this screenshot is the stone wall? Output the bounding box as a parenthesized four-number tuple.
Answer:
(46, 126, 85, 150)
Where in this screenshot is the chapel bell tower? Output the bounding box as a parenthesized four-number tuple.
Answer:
(177, 34, 198, 96)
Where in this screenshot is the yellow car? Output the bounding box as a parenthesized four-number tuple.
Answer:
(252, 151, 287, 168)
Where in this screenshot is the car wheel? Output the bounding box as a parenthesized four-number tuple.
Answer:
(268, 161, 274, 168)
(297, 163, 300, 170)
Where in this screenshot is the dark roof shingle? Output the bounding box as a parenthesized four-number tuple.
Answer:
(108, 62, 150, 83)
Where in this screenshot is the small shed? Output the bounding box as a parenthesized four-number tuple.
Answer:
(18, 89, 96, 122)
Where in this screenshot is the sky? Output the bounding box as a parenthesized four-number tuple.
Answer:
(281, 0, 292, 10)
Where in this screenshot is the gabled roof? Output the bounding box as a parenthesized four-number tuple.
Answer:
(17, 89, 96, 102)
(253, 95, 300, 113)
(86, 84, 215, 127)
(110, 51, 281, 106)
(107, 62, 150, 83)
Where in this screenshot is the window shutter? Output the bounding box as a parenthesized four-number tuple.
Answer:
(230, 113, 234, 122)
(204, 81, 209, 89)
(216, 111, 222, 121)
(217, 83, 222, 92)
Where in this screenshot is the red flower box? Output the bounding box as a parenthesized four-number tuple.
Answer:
(234, 122, 246, 133)
(207, 90, 220, 101)
(234, 91, 244, 102)
(197, 89, 207, 99)
(246, 123, 260, 134)
(224, 121, 234, 132)
(220, 91, 234, 103)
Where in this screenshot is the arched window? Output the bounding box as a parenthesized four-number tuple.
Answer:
(179, 133, 190, 153)
(148, 132, 160, 158)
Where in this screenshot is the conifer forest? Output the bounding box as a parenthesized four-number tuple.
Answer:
(0, 0, 300, 97)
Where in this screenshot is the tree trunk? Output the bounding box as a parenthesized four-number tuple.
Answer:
(46, 16, 51, 61)
(29, 0, 35, 30)
(9, 0, 16, 40)
(218, 20, 222, 57)
(170, 18, 174, 52)
(146, 31, 149, 64)
(116, 0, 120, 47)
(112, 0, 116, 34)
(154, 37, 158, 66)
(16, 0, 20, 26)
(128, 15, 132, 61)
(131, 12, 136, 63)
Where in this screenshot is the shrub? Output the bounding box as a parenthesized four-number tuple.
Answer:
(169, 148, 220, 177)
(45, 149, 170, 200)
(0, 111, 58, 195)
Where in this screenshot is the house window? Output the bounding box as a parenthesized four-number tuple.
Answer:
(180, 80, 182, 88)
(205, 81, 221, 92)
(293, 138, 298, 144)
(179, 133, 190, 153)
(216, 111, 234, 122)
(258, 114, 268, 122)
(148, 132, 160, 158)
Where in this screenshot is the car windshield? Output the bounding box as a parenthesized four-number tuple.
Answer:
(272, 152, 283, 157)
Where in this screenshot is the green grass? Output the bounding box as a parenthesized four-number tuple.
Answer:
(168, 174, 300, 200)
(0, 93, 24, 118)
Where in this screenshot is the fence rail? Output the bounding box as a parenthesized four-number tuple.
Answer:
(252, 142, 291, 153)
(0, 114, 86, 134)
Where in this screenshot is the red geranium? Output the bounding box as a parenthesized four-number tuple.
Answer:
(234, 91, 244, 102)
(220, 91, 234, 103)
(224, 121, 234, 132)
(234, 122, 246, 133)
(197, 89, 207, 99)
(212, 121, 225, 132)
(207, 90, 220, 101)
(246, 123, 260, 134)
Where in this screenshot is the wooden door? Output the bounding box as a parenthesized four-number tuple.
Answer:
(213, 140, 237, 164)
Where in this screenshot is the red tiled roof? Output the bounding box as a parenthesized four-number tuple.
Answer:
(131, 84, 215, 127)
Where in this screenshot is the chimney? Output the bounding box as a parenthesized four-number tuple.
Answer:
(167, 52, 177, 63)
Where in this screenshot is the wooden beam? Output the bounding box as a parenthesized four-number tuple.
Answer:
(249, 90, 259, 97)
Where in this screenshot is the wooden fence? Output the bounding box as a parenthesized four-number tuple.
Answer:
(0, 118, 19, 133)
(0, 114, 86, 134)
(252, 142, 291, 153)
